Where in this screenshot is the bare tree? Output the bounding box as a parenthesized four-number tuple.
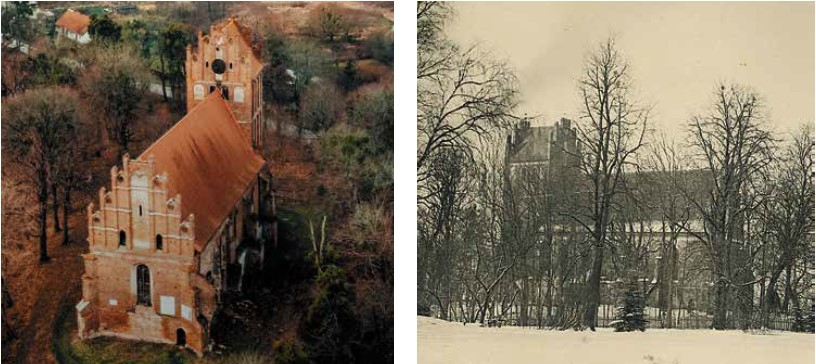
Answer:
(2, 87, 79, 263)
(759, 125, 814, 328)
(642, 133, 696, 328)
(684, 83, 774, 329)
(416, 2, 520, 205)
(417, 2, 455, 81)
(571, 38, 649, 330)
(417, 145, 471, 319)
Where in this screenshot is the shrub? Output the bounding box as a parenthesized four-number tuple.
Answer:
(303, 265, 358, 363)
(610, 283, 648, 332)
(298, 82, 344, 133)
(365, 31, 393, 67)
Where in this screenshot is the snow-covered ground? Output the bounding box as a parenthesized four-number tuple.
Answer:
(418, 316, 814, 364)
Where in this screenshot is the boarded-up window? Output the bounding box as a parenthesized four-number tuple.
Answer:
(234, 86, 244, 103)
(160, 295, 175, 316)
(181, 304, 192, 320)
(136, 265, 151, 306)
(194, 84, 205, 100)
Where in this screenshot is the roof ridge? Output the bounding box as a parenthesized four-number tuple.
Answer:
(139, 92, 224, 161)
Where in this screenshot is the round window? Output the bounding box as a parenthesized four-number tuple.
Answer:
(212, 59, 227, 74)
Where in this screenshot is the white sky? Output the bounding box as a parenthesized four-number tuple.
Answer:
(447, 2, 815, 141)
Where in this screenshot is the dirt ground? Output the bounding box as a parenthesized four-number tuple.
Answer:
(2, 201, 88, 364)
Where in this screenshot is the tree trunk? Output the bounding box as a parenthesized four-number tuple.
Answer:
(712, 277, 728, 329)
(160, 54, 168, 102)
(583, 243, 603, 331)
(38, 174, 49, 263)
(52, 183, 61, 232)
(783, 265, 793, 312)
(61, 189, 71, 245)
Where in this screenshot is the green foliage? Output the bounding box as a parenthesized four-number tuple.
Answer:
(610, 283, 648, 332)
(303, 265, 358, 363)
(23, 52, 77, 87)
(365, 31, 394, 67)
(319, 124, 393, 199)
(89, 14, 122, 43)
(263, 30, 289, 67)
(298, 82, 344, 132)
(337, 59, 359, 92)
(347, 88, 393, 153)
(159, 23, 189, 108)
(1, 1, 35, 45)
(122, 19, 155, 59)
(262, 30, 296, 105)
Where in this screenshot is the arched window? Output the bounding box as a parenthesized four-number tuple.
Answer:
(156, 234, 163, 251)
(119, 230, 126, 248)
(221, 86, 229, 100)
(136, 265, 151, 306)
(209, 85, 216, 94)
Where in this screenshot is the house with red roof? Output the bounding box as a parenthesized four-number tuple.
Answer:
(55, 9, 91, 44)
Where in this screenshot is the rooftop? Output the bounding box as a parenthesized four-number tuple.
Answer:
(55, 9, 90, 35)
(138, 92, 266, 250)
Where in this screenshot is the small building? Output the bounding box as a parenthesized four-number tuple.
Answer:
(55, 9, 91, 44)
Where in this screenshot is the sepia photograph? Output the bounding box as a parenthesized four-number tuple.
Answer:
(417, 2, 814, 363)
(2, 1, 393, 363)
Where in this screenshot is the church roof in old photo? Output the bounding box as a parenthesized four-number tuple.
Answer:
(139, 92, 266, 250)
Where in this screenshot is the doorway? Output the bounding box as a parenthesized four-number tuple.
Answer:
(176, 328, 186, 346)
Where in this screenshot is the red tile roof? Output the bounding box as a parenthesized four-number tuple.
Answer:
(55, 9, 91, 35)
(138, 92, 266, 251)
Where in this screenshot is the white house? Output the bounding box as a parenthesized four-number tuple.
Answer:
(55, 9, 91, 44)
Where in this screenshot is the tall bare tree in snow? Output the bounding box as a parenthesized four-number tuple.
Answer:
(572, 38, 649, 331)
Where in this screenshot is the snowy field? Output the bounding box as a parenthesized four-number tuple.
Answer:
(418, 316, 814, 364)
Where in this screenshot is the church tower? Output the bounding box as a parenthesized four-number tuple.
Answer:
(185, 18, 265, 150)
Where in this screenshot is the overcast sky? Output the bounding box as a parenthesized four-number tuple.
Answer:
(446, 2, 814, 141)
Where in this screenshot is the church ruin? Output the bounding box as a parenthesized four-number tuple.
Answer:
(76, 18, 274, 356)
